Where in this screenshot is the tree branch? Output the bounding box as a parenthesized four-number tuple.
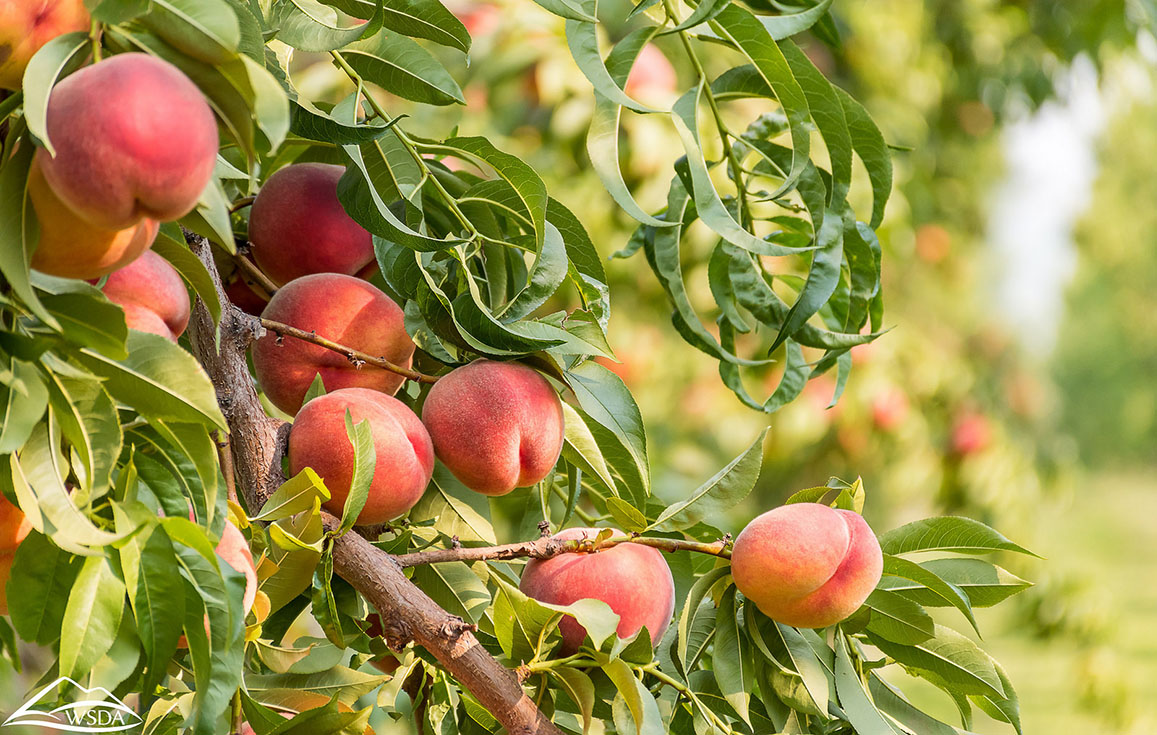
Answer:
(183, 233, 559, 735)
(393, 533, 732, 568)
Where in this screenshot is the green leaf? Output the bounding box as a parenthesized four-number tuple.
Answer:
(867, 624, 1005, 699)
(756, 0, 835, 40)
(833, 635, 894, 735)
(0, 359, 49, 454)
(605, 497, 647, 533)
(153, 224, 221, 327)
(273, 0, 371, 52)
(35, 276, 130, 357)
(256, 468, 332, 522)
(8, 532, 81, 645)
(21, 31, 89, 156)
(868, 673, 959, 735)
(560, 402, 617, 495)
(264, 502, 326, 613)
(75, 331, 228, 431)
(879, 558, 1031, 608)
(713, 586, 752, 723)
(971, 657, 1021, 734)
(342, 32, 465, 106)
(566, 18, 656, 114)
(41, 368, 122, 498)
(334, 413, 375, 537)
(677, 566, 729, 671)
(145, 0, 243, 64)
(566, 360, 649, 504)
(410, 561, 491, 624)
(879, 516, 1038, 557)
(652, 429, 766, 531)
(883, 554, 979, 635)
(551, 668, 596, 734)
(409, 464, 496, 543)
(0, 142, 57, 328)
(131, 525, 188, 692)
(604, 658, 663, 735)
(59, 555, 126, 679)
(833, 86, 892, 228)
(319, 0, 470, 53)
(864, 589, 934, 645)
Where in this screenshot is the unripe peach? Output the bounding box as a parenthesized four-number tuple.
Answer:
(731, 503, 883, 628)
(520, 528, 675, 654)
(99, 250, 191, 341)
(421, 360, 563, 496)
(38, 53, 218, 229)
(0, 0, 89, 90)
(252, 274, 415, 415)
(0, 493, 31, 553)
(248, 163, 374, 286)
(289, 388, 434, 525)
(28, 154, 158, 279)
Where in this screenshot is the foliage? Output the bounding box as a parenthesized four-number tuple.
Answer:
(0, 0, 1042, 732)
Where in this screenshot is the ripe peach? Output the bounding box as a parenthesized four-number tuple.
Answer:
(28, 154, 158, 279)
(624, 44, 677, 104)
(38, 53, 218, 229)
(248, 163, 373, 286)
(218, 520, 257, 617)
(223, 272, 269, 316)
(731, 503, 883, 628)
(951, 412, 991, 456)
(870, 387, 909, 432)
(289, 388, 434, 525)
(0, 492, 31, 553)
(0, 0, 89, 90)
(421, 360, 563, 496)
(252, 274, 414, 415)
(99, 250, 191, 341)
(520, 528, 675, 654)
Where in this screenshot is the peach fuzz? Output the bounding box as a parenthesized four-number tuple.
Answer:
(520, 528, 675, 654)
(38, 53, 218, 229)
(252, 274, 414, 415)
(289, 388, 434, 525)
(28, 154, 158, 279)
(248, 163, 374, 286)
(421, 360, 564, 496)
(730, 503, 883, 629)
(99, 250, 191, 341)
(0, 0, 89, 90)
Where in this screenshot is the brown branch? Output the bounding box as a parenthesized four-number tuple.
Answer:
(394, 534, 732, 568)
(214, 430, 238, 504)
(229, 195, 257, 214)
(231, 252, 278, 299)
(258, 316, 440, 385)
(183, 233, 559, 735)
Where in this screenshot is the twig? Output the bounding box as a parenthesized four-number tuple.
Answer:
(214, 430, 237, 504)
(394, 533, 731, 568)
(229, 195, 257, 214)
(232, 253, 278, 299)
(257, 315, 440, 385)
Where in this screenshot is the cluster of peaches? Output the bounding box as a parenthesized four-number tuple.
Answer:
(4, 32, 886, 649)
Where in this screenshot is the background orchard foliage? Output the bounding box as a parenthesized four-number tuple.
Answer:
(0, 0, 1152, 733)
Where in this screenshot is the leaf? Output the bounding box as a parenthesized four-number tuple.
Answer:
(0, 359, 49, 454)
(342, 31, 465, 105)
(878, 558, 1032, 608)
(971, 657, 1021, 734)
(676, 566, 729, 671)
(605, 497, 647, 533)
(36, 276, 131, 357)
(131, 525, 188, 692)
(41, 369, 122, 498)
(273, 0, 370, 52)
(255, 468, 332, 522)
(245, 669, 388, 704)
(410, 562, 491, 624)
(867, 625, 1005, 699)
(560, 403, 617, 494)
(868, 673, 959, 735)
(604, 658, 663, 735)
(145, 0, 243, 64)
(319, 0, 470, 53)
(409, 464, 496, 543)
(152, 225, 222, 326)
(833, 635, 894, 735)
(566, 360, 649, 504)
(264, 503, 326, 614)
(0, 142, 57, 328)
(879, 516, 1038, 557)
(713, 586, 751, 723)
(565, 17, 656, 114)
(59, 555, 127, 679)
(334, 414, 375, 537)
(551, 668, 595, 734)
(864, 589, 934, 645)
(833, 86, 892, 228)
(883, 554, 979, 635)
(8, 532, 82, 645)
(652, 429, 766, 531)
(756, 0, 835, 39)
(75, 331, 228, 431)
(21, 31, 89, 156)
(766, 616, 831, 716)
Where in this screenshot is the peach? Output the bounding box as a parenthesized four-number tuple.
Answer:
(252, 274, 414, 415)
(0, 552, 13, 616)
(951, 412, 991, 456)
(363, 613, 402, 674)
(218, 520, 257, 617)
(99, 250, 191, 341)
(520, 528, 675, 654)
(0, 492, 31, 553)
(731, 503, 883, 628)
(38, 53, 218, 229)
(224, 272, 269, 316)
(421, 360, 563, 496)
(248, 163, 374, 286)
(28, 154, 159, 279)
(288, 388, 434, 525)
(624, 44, 677, 104)
(0, 0, 89, 90)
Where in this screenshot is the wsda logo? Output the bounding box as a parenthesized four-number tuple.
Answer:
(3, 677, 142, 733)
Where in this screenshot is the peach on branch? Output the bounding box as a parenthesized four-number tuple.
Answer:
(99, 250, 191, 341)
(288, 388, 434, 525)
(28, 155, 159, 279)
(421, 360, 563, 496)
(37, 53, 218, 229)
(730, 503, 883, 629)
(519, 528, 675, 654)
(252, 274, 415, 415)
(0, 0, 89, 90)
(248, 163, 374, 286)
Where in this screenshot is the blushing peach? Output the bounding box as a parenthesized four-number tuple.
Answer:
(252, 274, 414, 415)
(731, 503, 883, 628)
(421, 360, 563, 496)
(38, 53, 218, 229)
(0, 0, 89, 90)
(248, 163, 373, 286)
(99, 250, 191, 341)
(520, 528, 675, 654)
(289, 388, 434, 525)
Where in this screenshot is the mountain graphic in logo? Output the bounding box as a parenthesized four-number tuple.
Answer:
(3, 677, 142, 733)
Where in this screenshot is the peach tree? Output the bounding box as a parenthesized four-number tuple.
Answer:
(0, 0, 1033, 733)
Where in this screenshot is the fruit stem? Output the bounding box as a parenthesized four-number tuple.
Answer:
(392, 532, 731, 568)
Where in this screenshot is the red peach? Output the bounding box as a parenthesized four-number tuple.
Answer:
(252, 274, 415, 415)
(951, 412, 991, 456)
(421, 360, 564, 496)
(99, 250, 191, 341)
(0, 0, 89, 90)
(520, 528, 675, 654)
(289, 388, 434, 525)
